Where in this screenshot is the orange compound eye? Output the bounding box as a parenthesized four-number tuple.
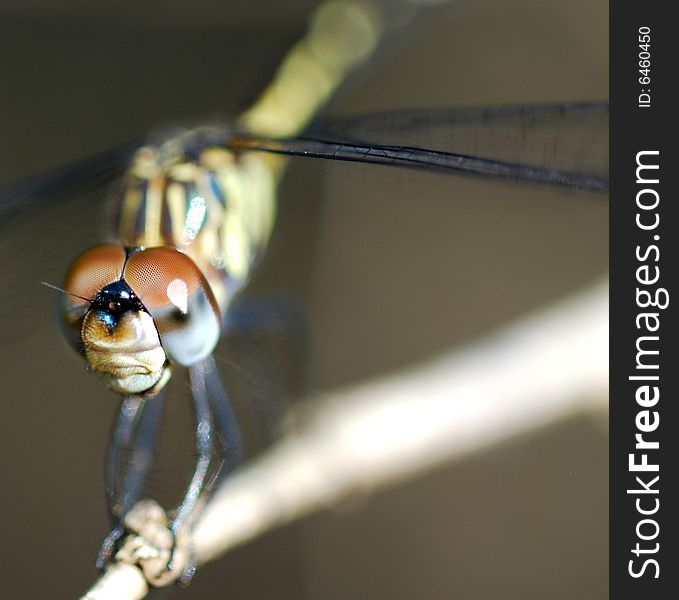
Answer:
(59, 244, 127, 351)
(63, 244, 126, 306)
(124, 247, 204, 311)
(123, 247, 221, 366)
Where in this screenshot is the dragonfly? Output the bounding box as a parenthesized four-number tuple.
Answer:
(0, 0, 608, 595)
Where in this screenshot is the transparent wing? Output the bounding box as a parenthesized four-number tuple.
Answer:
(233, 102, 608, 192)
(0, 183, 120, 344)
(0, 142, 140, 225)
(0, 102, 608, 221)
(217, 296, 309, 446)
(310, 101, 608, 178)
(0, 142, 141, 342)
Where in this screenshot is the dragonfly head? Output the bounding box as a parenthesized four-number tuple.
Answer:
(60, 244, 221, 395)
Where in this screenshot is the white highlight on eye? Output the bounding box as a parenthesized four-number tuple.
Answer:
(184, 195, 207, 241)
(166, 278, 189, 314)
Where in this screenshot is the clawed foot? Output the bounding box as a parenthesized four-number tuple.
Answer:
(165, 528, 198, 587)
(95, 523, 126, 571)
(97, 500, 196, 587)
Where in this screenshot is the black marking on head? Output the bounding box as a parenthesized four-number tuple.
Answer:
(91, 280, 146, 320)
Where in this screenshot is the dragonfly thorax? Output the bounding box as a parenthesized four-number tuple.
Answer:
(113, 135, 278, 315)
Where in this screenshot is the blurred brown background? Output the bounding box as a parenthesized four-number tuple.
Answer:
(0, 0, 607, 598)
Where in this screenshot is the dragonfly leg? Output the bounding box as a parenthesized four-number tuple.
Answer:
(165, 360, 216, 581)
(96, 392, 164, 571)
(162, 356, 243, 584)
(117, 391, 164, 514)
(104, 396, 143, 517)
(96, 395, 143, 570)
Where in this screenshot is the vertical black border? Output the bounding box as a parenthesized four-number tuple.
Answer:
(611, 1, 678, 597)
